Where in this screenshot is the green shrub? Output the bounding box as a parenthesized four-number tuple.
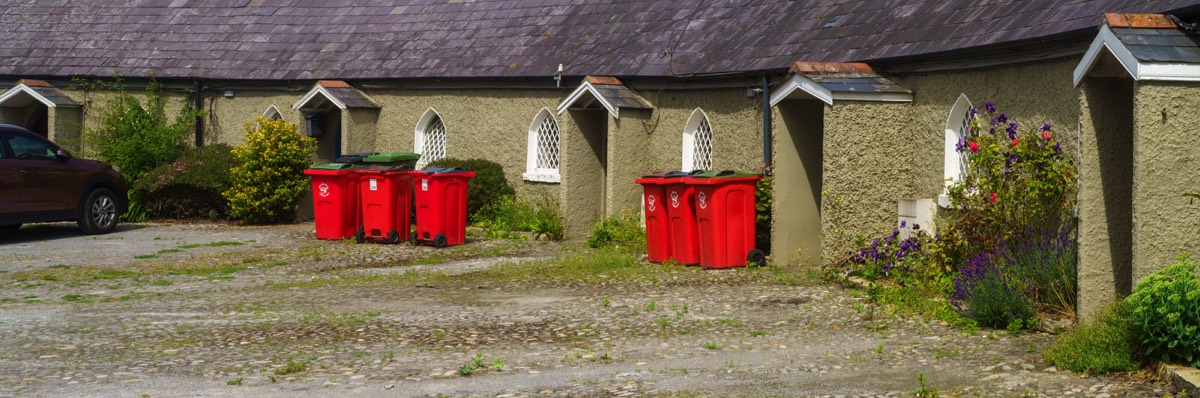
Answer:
(1045, 301, 1139, 374)
(474, 195, 564, 240)
(1125, 254, 1200, 366)
(587, 212, 646, 250)
(755, 171, 772, 255)
(135, 144, 239, 220)
(427, 158, 515, 221)
(224, 117, 316, 224)
(80, 77, 205, 221)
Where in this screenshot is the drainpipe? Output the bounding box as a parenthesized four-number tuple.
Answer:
(193, 80, 204, 147)
(762, 74, 772, 172)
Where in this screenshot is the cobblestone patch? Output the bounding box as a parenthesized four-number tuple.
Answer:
(0, 223, 1185, 397)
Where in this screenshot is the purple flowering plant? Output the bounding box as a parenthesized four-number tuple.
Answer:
(944, 101, 1078, 258)
(846, 219, 939, 287)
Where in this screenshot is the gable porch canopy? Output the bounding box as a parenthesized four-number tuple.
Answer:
(292, 80, 379, 112)
(1073, 13, 1200, 86)
(557, 76, 652, 118)
(769, 62, 913, 107)
(0, 79, 80, 108)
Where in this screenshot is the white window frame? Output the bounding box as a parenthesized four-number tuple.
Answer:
(682, 108, 713, 171)
(940, 94, 973, 207)
(262, 105, 284, 121)
(414, 108, 447, 169)
(523, 108, 561, 183)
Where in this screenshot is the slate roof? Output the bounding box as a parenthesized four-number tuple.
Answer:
(1108, 14, 1200, 63)
(1, 0, 1198, 81)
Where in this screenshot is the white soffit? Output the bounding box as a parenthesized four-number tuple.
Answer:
(557, 81, 619, 118)
(292, 84, 346, 111)
(0, 84, 57, 108)
(769, 74, 914, 107)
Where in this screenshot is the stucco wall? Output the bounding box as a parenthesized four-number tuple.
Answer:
(1131, 81, 1200, 284)
(204, 92, 302, 147)
(819, 101, 916, 263)
(1077, 77, 1134, 320)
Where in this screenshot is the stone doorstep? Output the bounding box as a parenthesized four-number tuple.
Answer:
(1157, 362, 1200, 396)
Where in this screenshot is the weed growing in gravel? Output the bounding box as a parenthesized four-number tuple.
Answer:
(702, 341, 721, 350)
(49, 264, 72, 269)
(912, 373, 939, 397)
(178, 243, 202, 249)
(934, 347, 958, 359)
(274, 360, 307, 375)
(457, 353, 504, 376)
(644, 300, 657, 311)
(157, 249, 183, 254)
(61, 294, 91, 303)
(226, 377, 243, 385)
(134, 254, 158, 259)
(601, 298, 610, 307)
(750, 330, 767, 337)
(208, 241, 245, 247)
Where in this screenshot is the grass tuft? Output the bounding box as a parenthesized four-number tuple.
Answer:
(1044, 301, 1139, 374)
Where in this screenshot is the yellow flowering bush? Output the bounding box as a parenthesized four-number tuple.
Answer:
(224, 117, 316, 224)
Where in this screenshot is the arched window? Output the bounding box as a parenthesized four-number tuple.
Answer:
(262, 105, 284, 121)
(682, 108, 713, 171)
(414, 108, 446, 169)
(941, 94, 973, 206)
(523, 108, 560, 183)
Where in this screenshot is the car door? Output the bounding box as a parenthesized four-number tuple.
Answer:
(8, 132, 79, 214)
(0, 132, 23, 217)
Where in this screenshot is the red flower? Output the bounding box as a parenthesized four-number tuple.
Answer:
(1041, 130, 1052, 140)
(989, 192, 998, 203)
(1011, 138, 1019, 147)
(968, 141, 979, 153)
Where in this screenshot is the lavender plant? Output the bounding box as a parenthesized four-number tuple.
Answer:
(951, 228, 1077, 329)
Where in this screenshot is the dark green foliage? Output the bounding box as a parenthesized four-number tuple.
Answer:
(755, 172, 772, 255)
(475, 196, 564, 240)
(134, 144, 239, 220)
(1045, 301, 1140, 374)
(81, 78, 202, 183)
(587, 212, 646, 250)
(1125, 254, 1200, 366)
(427, 158, 515, 221)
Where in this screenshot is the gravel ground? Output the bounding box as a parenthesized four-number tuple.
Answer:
(0, 222, 1185, 397)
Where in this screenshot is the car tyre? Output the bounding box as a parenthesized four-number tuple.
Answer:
(78, 188, 118, 235)
(0, 224, 22, 234)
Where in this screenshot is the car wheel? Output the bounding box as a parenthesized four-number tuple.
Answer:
(0, 224, 22, 234)
(78, 188, 118, 234)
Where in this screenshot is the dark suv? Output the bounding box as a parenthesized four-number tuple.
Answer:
(0, 124, 127, 234)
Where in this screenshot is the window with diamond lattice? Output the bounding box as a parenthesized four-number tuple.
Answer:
(524, 108, 560, 183)
(415, 111, 446, 169)
(682, 108, 713, 171)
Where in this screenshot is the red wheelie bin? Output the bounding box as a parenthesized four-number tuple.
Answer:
(412, 167, 476, 248)
(634, 173, 672, 263)
(662, 171, 702, 265)
(355, 165, 413, 244)
(686, 170, 764, 268)
(304, 163, 360, 240)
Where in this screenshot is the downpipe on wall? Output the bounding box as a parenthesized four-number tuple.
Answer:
(762, 74, 772, 173)
(194, 80, 204, 147)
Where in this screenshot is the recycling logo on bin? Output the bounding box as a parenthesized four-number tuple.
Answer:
(318, 182, 330, 197)
(670, 191, 680, 208)
(697, 192, 708, 209)
(647, 195, 657, 212)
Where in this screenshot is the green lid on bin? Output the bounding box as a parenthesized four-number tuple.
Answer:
(363, 152, 420, 164)
(309, 162, 352, 170)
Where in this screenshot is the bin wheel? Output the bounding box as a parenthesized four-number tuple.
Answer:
(355, 225, 366, 244)
(387, 230, 401, 244)
(434, 233, 448, 248)
(746, 249, 766, 266)
(409, 231, 418, 245)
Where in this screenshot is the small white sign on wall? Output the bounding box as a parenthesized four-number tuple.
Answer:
(898, 198, 936, 239)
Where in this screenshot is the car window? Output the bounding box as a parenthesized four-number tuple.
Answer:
(6, 133, 57, 161)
